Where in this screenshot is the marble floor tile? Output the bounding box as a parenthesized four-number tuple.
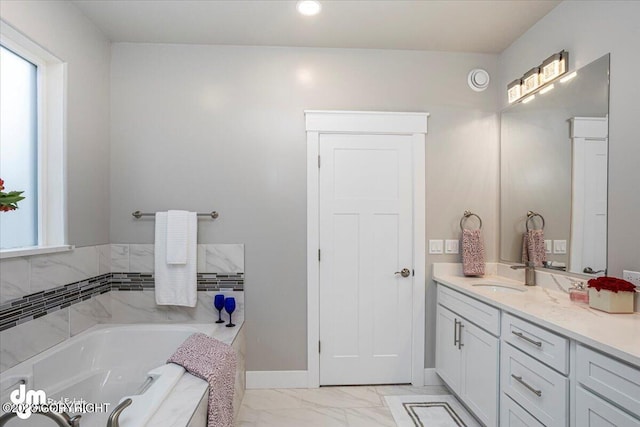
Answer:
(238, 384, 452, 427)
(256, 407, 348, 427)
(374, 384, 450, 397)
(344, 406, 396, 427)
(241, 389, 304, 411)
(297, 386, 382, 408)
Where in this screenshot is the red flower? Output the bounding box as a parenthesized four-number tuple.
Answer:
(0, 178, 4, 191)
(587, 276, 636, 293)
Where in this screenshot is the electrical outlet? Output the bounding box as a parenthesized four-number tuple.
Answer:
(623, 270, 640, 288)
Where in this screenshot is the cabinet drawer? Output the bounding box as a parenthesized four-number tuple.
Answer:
(577, 344, 640, 417)
(502, 313, 569, 374)
(437, 284, 500, 336)
(576, 386, 640, 427)
(501, 393, 545, 427)
(501, 343, 568, 427)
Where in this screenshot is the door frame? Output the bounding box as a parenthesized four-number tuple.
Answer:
(305, 110, 428, 387)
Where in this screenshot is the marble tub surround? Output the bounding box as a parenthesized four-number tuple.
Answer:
(0, 244, 111, 303)
(0, 291, 243, 371)
(433, 263, 640, 367)
(148, 324, 246, 427)
(110, 290, 244, 324)
(111, 243, 245, 274)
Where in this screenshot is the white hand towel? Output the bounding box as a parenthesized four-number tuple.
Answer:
(166, 210, 189, 264)
(155, 211, 197, 307)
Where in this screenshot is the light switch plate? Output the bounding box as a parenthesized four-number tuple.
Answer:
(544, 240, 552, 254)
(429, 240, 444, 254)
(553, 240, 567, 254)
(623, 270, 640, 288)
(445, 239, 459, 254)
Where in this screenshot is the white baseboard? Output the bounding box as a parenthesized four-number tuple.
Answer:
(246, 370, 309, 389)
(424, 368, 444, 386)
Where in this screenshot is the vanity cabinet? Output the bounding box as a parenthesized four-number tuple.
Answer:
(501, 313, 570, 427)
(436, 286, 500, 427)
(575, 344, 640, 426)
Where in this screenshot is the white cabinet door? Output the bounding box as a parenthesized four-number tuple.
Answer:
(576, 387, 640, 427)
(319, 133, 414, 385)
(461, 320, 499, 427)
(435, 305, 462, 393)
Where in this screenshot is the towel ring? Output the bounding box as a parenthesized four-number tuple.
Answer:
(526, 211, 545, 231)
(460, 210, 482, 231)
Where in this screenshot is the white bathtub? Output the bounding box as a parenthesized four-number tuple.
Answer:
(0, 323, 235, 427)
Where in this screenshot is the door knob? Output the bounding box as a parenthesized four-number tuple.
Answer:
(395, 268, 411, 278)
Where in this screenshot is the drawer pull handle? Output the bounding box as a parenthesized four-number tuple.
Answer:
(454, 319, 459, 347)
(511, 374, 542, 397)
(512, 331, 542, 347)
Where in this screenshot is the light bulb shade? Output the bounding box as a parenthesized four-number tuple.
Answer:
(521, 67, 540, 96)
(540, 51, 568, 84)
(507, 79, 522, 103)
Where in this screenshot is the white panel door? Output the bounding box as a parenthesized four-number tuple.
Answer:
(319, 133, 413, 385)
(571, 135, 608, 273)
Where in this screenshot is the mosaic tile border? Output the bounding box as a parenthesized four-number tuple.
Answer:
(0, 272, 243, 332)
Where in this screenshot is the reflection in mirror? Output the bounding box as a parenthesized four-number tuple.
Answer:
(500, 54, 609, 275)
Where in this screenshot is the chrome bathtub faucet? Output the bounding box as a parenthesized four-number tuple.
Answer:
(511, 262, 536, 286)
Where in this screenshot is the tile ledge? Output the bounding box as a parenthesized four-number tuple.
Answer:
(0, 245, 75, 259)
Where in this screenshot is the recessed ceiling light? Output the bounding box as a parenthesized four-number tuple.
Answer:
(297, 0, 322, 16)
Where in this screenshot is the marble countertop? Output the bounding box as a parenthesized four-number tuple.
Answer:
(433, 263, 640, 367)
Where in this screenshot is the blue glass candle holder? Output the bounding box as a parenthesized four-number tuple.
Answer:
(213, 294, 225, 324)
(224, 297, 236, 328)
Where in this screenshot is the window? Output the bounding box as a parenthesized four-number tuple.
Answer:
(0, 21, 68, 257)
(1, 46, 39, 249)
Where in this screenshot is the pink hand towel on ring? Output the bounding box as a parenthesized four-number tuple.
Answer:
(462, 228, 485, 276)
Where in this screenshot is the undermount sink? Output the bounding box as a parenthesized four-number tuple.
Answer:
(472, 283, 527, 293)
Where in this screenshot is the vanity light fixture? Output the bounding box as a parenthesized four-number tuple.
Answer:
(560, 71, 577, 83)
(297, 0, 322, 16)
(506, 50, 569, 104)
(539, 84, 555, 95)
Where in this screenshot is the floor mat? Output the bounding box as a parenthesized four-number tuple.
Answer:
(384, 395, 481, 427)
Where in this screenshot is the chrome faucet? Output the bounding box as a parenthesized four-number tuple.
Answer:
(511, 262, 536, 286)
(0, 411, 81, 427)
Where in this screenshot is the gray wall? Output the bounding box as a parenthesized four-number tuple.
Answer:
(110, 43, 499, 370)
(1, 1, 111, 247)
(498, 0, 640, 276)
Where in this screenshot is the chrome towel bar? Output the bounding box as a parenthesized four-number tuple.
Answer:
(132, 210, 219, 219)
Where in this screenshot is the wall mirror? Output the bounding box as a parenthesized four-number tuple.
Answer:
(500, 54, 610, 275)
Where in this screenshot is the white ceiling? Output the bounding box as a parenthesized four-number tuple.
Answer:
(72, 0, 560, 54)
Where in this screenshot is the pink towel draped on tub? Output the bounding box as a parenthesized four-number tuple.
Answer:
(522, 229, 546, 267)
(462, 229, 485, 276)
(168, 333, 237, 427)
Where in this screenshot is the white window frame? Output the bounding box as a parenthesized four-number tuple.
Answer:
(0, 21, 70, 258)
